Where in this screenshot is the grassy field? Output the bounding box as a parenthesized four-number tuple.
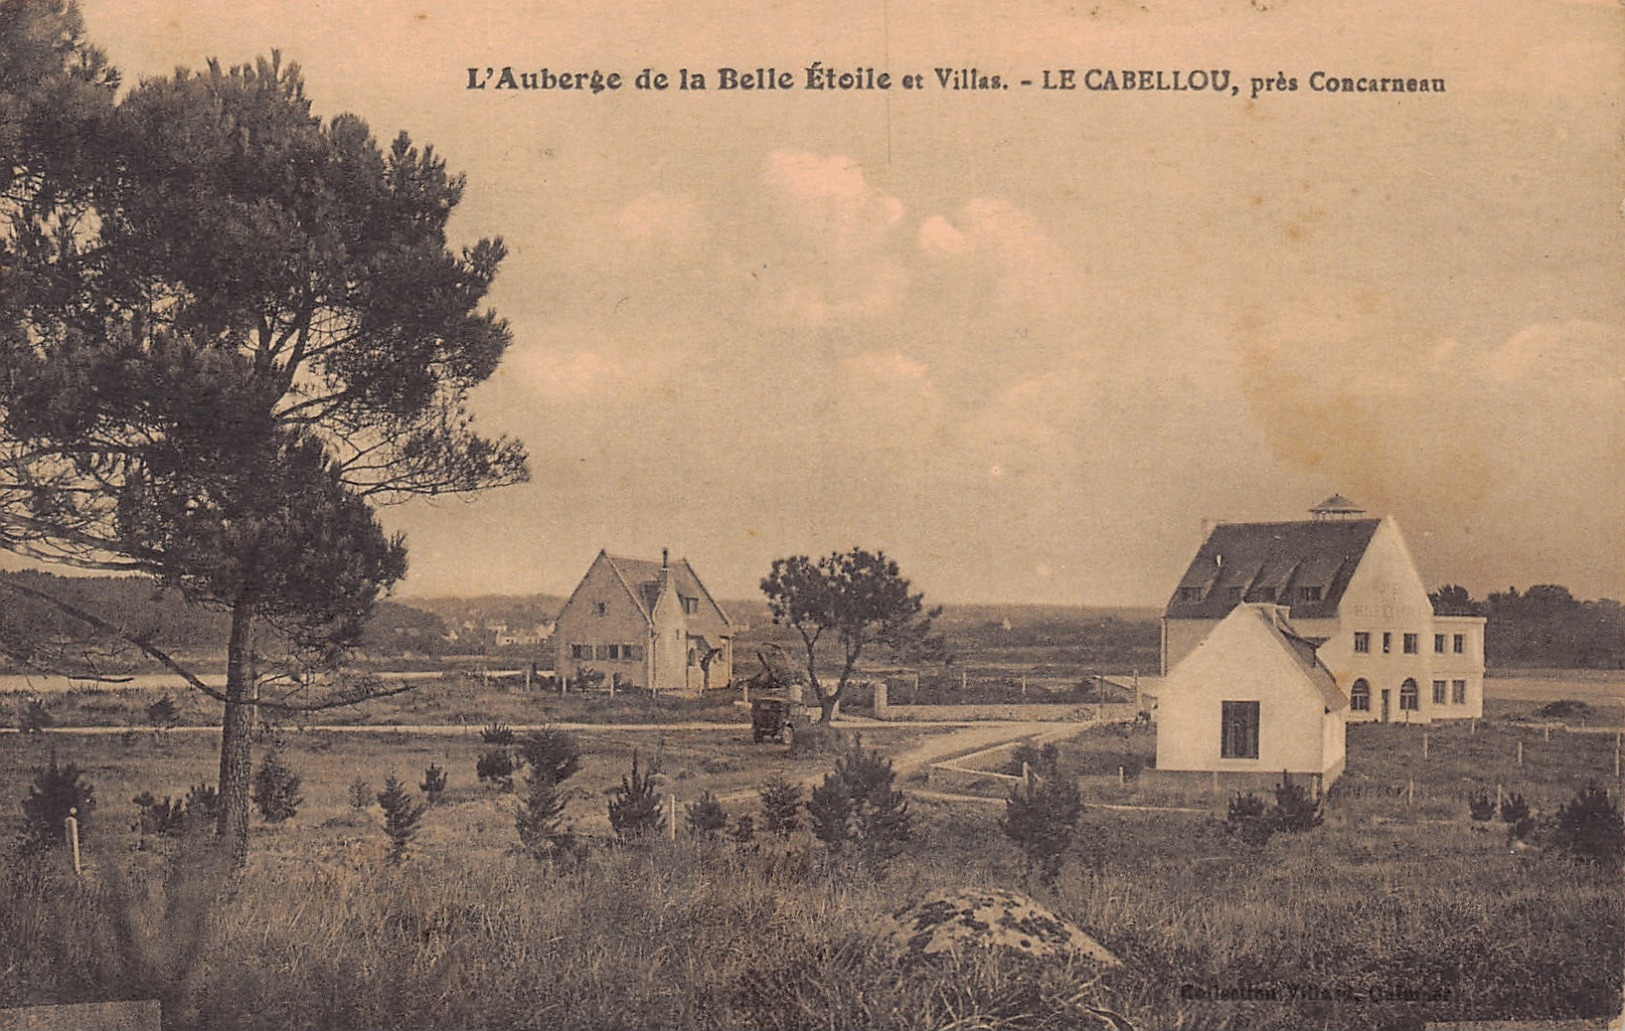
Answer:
(1, 693, 1621, 1030)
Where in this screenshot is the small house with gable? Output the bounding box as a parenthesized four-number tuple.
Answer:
(1162, 496, 1485, 724)
(1155, 603, 1347, 789)
(554, 549, 734, 694)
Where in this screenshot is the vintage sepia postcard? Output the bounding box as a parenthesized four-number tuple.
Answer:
(0, 0, 1620, 1028)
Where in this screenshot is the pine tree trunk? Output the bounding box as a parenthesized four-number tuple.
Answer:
(216, 601, 257, 866)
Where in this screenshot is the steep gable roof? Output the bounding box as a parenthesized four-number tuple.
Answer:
(601, 553, 733, 633)
(1164, 518, 1381, 621)
(1170, 604, 1345, 710)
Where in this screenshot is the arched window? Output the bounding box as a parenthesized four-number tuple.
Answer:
(1399, 678, 1419, 711)
(1350, 678, 1370, 712)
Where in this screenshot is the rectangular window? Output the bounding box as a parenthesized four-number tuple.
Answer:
(1353, 632, 1370, 654)
(1220, 701, 1260, 759)
(1453, 634, 1465, 654)
(1258, 587, 1276, 602)
(1403, 633, 1418, 654)
(1299, 585, 1323, 602)
(1432, 680, 1447, 705)
(594, 644, 611, 661)
(1452, 680, 1467, 704)
(570, 643, 591, 660)
(1434, 634, 1446, 654)
(1382, 632, 1392, 654)
(1178, 586, 1202, 602)
(626, 644, 644, 661)
(594, 601, 607, 617)
(682, 596, 700, 615)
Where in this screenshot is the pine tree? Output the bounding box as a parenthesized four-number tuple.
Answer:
(250, 750, 302, 824)
(376, 774, 426, 864)
(608, 751, 664, 842)
(758, 775, 804, 837)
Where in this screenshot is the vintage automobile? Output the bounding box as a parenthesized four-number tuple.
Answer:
(750, 697, 807, 744)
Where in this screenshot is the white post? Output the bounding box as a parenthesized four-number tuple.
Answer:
(668, 793, 677, 840)
(1471, 718, 1477, 736)
(962, 670, 968, 694)
(1422, 731, 1429, 759)
(1517, 740, 1524, 767)
(65, 808, 81, 877)
(1021, 673, 1027, 700)
(1022, 761, 1032, 794)
(1118, 765, 1126, 788)
(912, 672, 920, 705)
(1496, 783, 1504, 810)
(1543, 724, 1549, 742)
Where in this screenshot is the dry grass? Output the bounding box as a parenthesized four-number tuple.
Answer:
(0, 706, 1620, 1029)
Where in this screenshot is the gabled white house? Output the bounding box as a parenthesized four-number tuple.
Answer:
(554, 549, 733, 694)
(1162, 497, 1485, 724)
(1155, 603, 1348, 789)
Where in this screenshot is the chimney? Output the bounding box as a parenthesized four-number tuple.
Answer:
(661, 548, 669, 569)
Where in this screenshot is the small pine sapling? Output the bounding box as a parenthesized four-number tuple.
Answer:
(348, 777, 372, 810)
(730, 814, 756, 847)
(251, 750, 303, 824)
(145, 695, 180, 736)
(1467, 790, 1497, 821)
(686, 791, 728, 838)
(1271, 773, 1323, 833)
(132, 791, 186, 838)
(808, 736, 912, 867)
(1552, 781, 1624, 869)
(758, 775, 804, 837)
(21, 757, 95, 852)
(476, 748, 516, 791)
(480, 722, 516, 746)
(420, 763, 448, 804)
(518, 729, 581, 785)
(516, 774, 576, 862)
(608, 750, 664, 842)
(376, 774, 426, 864)
(1225, 792, 1275, 846)
(1500, 791, 1535, 844)
(18, 697, 52, 736)
(184, 783, 220, 826)
(1001, 771, 1085, 885)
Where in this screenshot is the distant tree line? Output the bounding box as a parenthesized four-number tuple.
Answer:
(1431, 584, 1625, 669)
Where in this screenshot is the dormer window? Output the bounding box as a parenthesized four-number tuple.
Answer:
(1226, 586, 1243, 602)
(1299, 586, 1323, 602)
(1178, 587, 1203, 602)
(682, 596, 699, 615)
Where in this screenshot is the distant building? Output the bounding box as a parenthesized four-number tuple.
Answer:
(554, 549, 734, 694)
(1155, 603, 1347, 789)
(1162, 496, 1485, 723)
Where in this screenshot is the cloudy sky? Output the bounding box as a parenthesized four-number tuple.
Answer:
(80, 0, 1623, 605)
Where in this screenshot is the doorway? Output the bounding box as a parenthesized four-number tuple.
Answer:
(1380, 689, 1391, 723)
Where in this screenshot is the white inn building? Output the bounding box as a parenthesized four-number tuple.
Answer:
(1161, 496, 1485, 725)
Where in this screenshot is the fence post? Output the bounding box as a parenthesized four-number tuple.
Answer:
(1423, 731, 1429, 760)
(667, 793, 677, 840)
(1210, 769, 1219, 797)
(65, 808, 81, 877)
(1118, 765, 1126, 788)
(1517, 740, 1524, 767)
(1543, 724, 1549, 742)
(1496, 783, 1504, 811)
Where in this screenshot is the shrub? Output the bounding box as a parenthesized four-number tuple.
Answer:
(516, 773, 576, 862)
(1000, 741, 1060, 779)
(570, 665, 606, 692)
(420, 763, 448, 804)
(758, 775, 804, 837)
(1225, 792, 1275, 846)
(132, 791, 186, 838)
(145, 695, 180, 733)
(1001, 773, 1085, 885)
(1551, 781, 1624, 869)
(517, 728, 581, 785)
(480, 722, 516, 746)
(1467, 790, 1497, 821)
(251, 750, 303, 824)
(476, 748, 516, 791)
(808, 736, 912, 867)
(18, 697, 52, 736)
(788, 720, 842, 757)
(347, 777, 372, 810)
(376, 774, 426, 864)
(1500, 791, 1535, 843)
(730, 814, 756, 846)
(1271, 773, 1323, 833)
(686, 791, 728, 838)
(608, 751, 665, 842)
(20, 756, 95, 852)
(184, 783, 220, 825)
